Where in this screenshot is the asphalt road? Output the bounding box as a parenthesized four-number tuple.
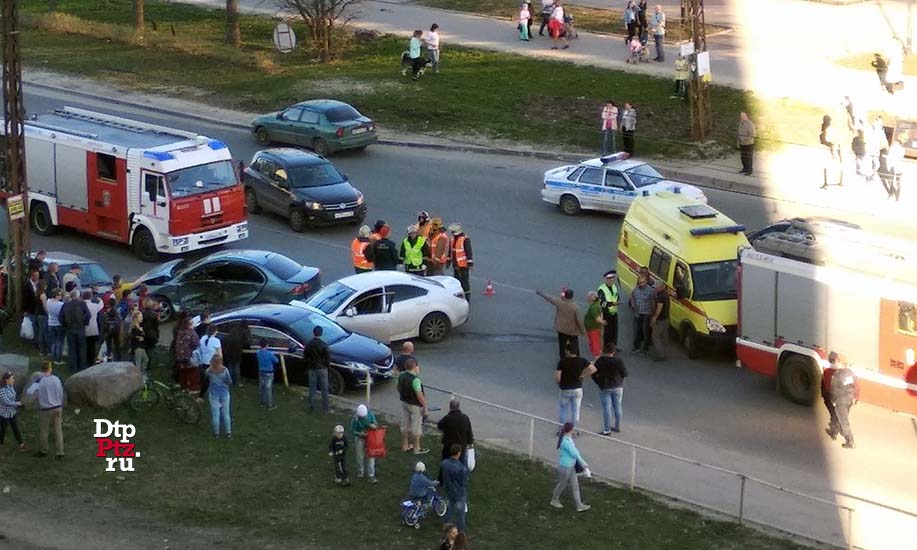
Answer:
(10, 86, 917, 549)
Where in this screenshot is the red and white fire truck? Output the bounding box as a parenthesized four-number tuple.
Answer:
(736, 221, 917, 415)
(3, 106, 248, 260)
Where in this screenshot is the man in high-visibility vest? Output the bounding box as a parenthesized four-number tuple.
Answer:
(597, 270, 621, 348)
(399, 225, 430, 276)
(448, 223, 473, 299)
(426, 218, 450, 276)
(351, 225, 374, 274)
(416, 211, 434, 241)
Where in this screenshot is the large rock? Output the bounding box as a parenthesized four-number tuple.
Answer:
(0, 354, 32, 393)
(64, 362, 143, 409)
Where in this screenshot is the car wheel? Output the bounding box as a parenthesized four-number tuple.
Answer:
(30, 202, 57, 236)
(154, 296, 174, 323)
(559, 194, 581, 216)
(419, 312, 451, 343)
(131, 227, 160, 262)
(289, 207, 307, 232)
(255, 127, 271, 146)
(778, 355, 820, 406)
(328, 368, 346, 396)
(245, 188, 261, 214)
(682, 324, 701, 359)
(313, 138, 329, 156)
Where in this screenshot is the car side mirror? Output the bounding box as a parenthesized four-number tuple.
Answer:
(341, 173, 349, 181)
(276, 113, 284, 120)
(345, 307, 357, 317)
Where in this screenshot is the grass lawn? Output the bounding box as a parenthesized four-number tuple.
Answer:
(16, 0, 822, 158)
(1, 341, 806, 549)
(834, 52, 917, 77)
(411, 0, 731, 42)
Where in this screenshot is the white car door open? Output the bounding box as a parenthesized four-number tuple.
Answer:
(339, 290, 392, 343)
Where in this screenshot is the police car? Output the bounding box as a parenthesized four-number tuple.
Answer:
(541, 152, 707, 216)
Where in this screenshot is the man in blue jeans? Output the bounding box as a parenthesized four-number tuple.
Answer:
(441, 444, 470, 532)
(592, 343, 627, 435)
(554, 346, 596, 432)
(303, 326, 330, 413)
(59, 290, 90, 372)
(650, 4, 666, 62)
(256, 338, 279, 409)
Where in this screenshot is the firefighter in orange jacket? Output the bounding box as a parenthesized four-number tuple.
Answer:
(426, 218, 450, 276)
(351, 225, 374, 274)
(448, 223, 473, 299)
(417, 211, 433, 241)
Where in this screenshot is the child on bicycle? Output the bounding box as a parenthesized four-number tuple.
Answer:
(409, 461, 438, 507)
(329, 425, 350, 486)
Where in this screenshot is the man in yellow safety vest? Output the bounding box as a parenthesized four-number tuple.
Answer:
(399, 225, 431, 276)
(351, 225, 374, 274)
(597, 270, 621, 348)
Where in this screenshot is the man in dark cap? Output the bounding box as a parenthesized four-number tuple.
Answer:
(370, 220, 386, 242)
(366, 225, 399, 271)
(823, 351, 859, 449)
(416, 211, 433, 241)
(597, 270, 621, 349)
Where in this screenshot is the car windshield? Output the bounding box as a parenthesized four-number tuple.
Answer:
(690, 260, 738, 301)
(291, 313, 349, 344)
(624, 164, 665, 188)
(78, 263, 113, 286)
(166, 160, 237, 198)
(307, 282, 356, 314)
(287, 163, 345, 188)
(263, 254, 302, 280)
(324, 105, 361, 123)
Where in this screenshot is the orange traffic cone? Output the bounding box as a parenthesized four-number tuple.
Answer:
(483, 279, 495, 296)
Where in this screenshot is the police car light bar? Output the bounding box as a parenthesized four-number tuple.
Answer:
(690, 225, 747, 236)
(600, 152, 631, 164)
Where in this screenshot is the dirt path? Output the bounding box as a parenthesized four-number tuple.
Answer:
(0, 484, 310, 550)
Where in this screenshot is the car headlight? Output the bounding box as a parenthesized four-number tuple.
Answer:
(171, 237, 189, 247)
(345, 360, 371, 371)
(706, 318, 726, 333)
(305, 201, 322, 210)
(356, 193, 364, 206)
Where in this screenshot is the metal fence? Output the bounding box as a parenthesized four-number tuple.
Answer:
(403, 384, 916, 550)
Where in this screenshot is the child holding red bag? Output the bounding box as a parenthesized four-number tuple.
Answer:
(351, 404, 380, 484)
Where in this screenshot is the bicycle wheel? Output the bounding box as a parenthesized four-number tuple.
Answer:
(433, 497, 448, 518)
(172, 394, 202, 424)
(128, 385, 160, 412)
(402, 506, 421, 528)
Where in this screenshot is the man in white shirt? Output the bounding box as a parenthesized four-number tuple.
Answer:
(27, 363, 65, 458)
(84, 289, 105, 366)
(62, 264, 82, 293)
(539, 0, 554, 36)
(198, 324, 223, 398)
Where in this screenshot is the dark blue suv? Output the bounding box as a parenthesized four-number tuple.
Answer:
(243, 148, 367, 232)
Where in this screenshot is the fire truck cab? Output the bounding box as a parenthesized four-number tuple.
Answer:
(737, 221, 917, 415)
(4, 107, 248, 261)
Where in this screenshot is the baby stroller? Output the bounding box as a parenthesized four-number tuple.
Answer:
(400, 51, 431, 78)
(563, 14, 578, 40)
(627, 37, 650, 64)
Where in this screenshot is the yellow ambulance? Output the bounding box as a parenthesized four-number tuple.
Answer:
(616, 190, 749, 357)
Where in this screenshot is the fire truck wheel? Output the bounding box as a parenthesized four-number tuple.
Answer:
(778, 355, 819, 406)
(289, 207, 308, 233)
(245, 188, 262, 214)
(132, 227, 160, 262)
(255, 127, 271, 146)
(30, 202, 56, 236)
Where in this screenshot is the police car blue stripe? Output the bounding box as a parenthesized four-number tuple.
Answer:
(545, 179, 636, 196)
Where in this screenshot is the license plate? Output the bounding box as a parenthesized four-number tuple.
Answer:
(351, 127, 367, 135)
(334, 211, 355, 219)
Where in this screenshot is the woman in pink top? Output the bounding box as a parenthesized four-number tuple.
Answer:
(601, 100, 619, 155)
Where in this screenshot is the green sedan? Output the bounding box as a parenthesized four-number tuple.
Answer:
(251, 99, 378, 156)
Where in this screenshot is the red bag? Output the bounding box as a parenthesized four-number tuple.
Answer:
(365, 427, 388, 458)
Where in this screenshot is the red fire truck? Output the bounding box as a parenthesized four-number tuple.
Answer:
(3, 107, 248, 260)
(736, 221, 917, 415)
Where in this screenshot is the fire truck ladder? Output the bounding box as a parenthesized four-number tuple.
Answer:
(50, 106, 205, 143)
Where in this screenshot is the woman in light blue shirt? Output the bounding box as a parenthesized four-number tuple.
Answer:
(206, 354, 233, 439)
(550, 422, 591, 511)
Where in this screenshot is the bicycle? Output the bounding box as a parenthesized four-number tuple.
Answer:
(400, 486, 448, 529)
(129, 378, 201, 425)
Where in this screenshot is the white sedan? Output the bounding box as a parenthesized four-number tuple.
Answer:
(291, 271, 469, 344)
(541, 152, 707, 216)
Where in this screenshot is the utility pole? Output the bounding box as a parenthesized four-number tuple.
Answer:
(908, 0, 913, 55)
(687, 0, 712, 141)
(2, 0, 31, 319)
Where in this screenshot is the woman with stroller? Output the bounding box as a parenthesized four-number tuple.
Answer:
(548, 0, 569, 49)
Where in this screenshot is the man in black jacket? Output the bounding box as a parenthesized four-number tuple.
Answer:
(437, 399, 474, 480)
(223, 321, 251, 387)
(303, 325, 331, 413)
(592, 343, 627, 435)
(365, 224, 399, 271)
(60, 290, 90, 372)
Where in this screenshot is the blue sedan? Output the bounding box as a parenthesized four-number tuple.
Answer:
(211, 304, 394, 395)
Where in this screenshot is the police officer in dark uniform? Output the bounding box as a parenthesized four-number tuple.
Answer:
(365, 224, 400, 271)
(823, 351, 859, 449)
(597, 270, 621, 348)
